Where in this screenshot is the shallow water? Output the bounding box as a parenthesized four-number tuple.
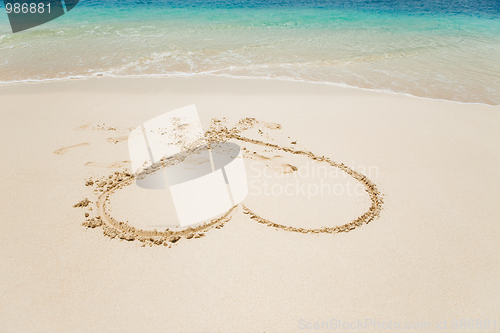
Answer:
(1, 0, 499, 104)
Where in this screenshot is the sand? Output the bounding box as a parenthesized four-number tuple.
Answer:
(0, 76, 499, 332)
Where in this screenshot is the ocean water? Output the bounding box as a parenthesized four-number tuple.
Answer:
(1, 0, 499, 105)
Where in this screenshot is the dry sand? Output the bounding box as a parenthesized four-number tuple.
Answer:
(0, 76, 499, 332)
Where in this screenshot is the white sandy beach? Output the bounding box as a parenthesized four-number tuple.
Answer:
(0, 76, 499, 332)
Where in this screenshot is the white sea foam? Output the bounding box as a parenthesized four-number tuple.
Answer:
(0, 8, 499, 105)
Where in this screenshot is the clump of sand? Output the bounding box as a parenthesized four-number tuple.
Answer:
(73, 198, 91, 208)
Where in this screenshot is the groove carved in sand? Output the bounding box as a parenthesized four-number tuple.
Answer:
(77, 117, 383, 246)
(205, 118, 384, 234)
(85, 161, 131, 169)
(107, 136, 128, 144)
(79, 170, 237, 247)
(54, 143, 90, 155)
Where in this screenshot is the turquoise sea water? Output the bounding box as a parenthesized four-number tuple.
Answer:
(1, 0, 499, 104)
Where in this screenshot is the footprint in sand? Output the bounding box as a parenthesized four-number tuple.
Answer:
(248, 153, 297, 174)
(54, 143, 90, 155)
(74, 122, 92, 131)
(256, 120, 281, 130)
(107, 136, 128, 144)
(74, 121, 133, 132)
(85, 161, 130, 169)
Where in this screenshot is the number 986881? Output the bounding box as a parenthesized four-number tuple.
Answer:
(5, 2, 51, 14)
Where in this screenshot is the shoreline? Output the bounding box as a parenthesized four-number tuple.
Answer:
(1, 73, 499, 107)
